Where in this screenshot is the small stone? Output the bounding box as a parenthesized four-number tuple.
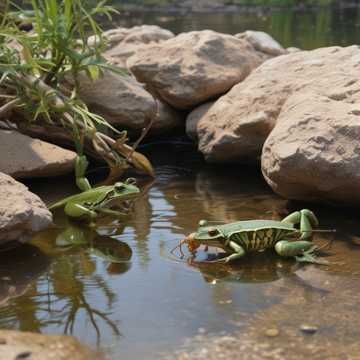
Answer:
(300, 324, 318, 334)
(0, 338, 6, 345)
(198, 327, 206, 334)
(265, 328, 279, 337)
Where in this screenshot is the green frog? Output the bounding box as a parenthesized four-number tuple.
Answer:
(49, 178, 140, 220)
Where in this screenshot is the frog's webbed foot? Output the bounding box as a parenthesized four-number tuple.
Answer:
(295, 245, 329, 265)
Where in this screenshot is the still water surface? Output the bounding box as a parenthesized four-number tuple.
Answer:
(0, 145, 360, 358)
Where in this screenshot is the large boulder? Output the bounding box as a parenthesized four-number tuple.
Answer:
(262, 92, 360, 204)
(196, 46, 360, 163)
(0, 330, 102, 360)
(128, 30, 267, 110)
(0, 172, 52, 246)
(101, 25, 174, 68)
(0, 130, 76, 179)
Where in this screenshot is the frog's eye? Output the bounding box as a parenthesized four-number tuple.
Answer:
(208, 228, 219, 237)
(115, 183, 125, 191)
(199, 220, 208, 227)
(125, 178, 137, 185)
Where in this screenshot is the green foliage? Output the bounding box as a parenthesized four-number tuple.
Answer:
(0, 0, 145, 178)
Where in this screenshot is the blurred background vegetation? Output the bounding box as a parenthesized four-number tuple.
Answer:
(115, 0, 352, 7)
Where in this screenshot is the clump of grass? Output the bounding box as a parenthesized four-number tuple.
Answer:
(0, 0, 154, 186)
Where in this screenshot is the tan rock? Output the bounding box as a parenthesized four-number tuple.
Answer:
(102, 25, 174, 68)
(0, 330, 102, 360)
(128, 30, 265, 109)
(77, 70, 156, 130)
(262, 92, 360, 204)
(0, 172, 52, 245)
(197, 46, 360, 163)
(77, 70, 184, 135)
(186, 102, 214, 141)
(236, 30, 286, 56)
(0, 130, 76, 179)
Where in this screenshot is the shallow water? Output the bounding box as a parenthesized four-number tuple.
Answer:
(1, 145, 360, 359)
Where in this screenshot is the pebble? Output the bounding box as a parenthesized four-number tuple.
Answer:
(0, 338, 6, 345)
(300, 324, 318, 334)
(265, 328, 279, 337)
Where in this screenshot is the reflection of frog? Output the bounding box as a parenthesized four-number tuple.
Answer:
(192, 252, 298, 284)
(49, 178, 140, 220)
(55, 221, 132, 264)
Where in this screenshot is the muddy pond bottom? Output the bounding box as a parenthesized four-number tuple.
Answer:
(0, 146, 360, 359)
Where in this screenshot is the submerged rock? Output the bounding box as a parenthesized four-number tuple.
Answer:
(128, 30, 267, 110)
(0, 330, 102, 360)
(0, 130, 76, 179)
(0, 172, 52, 246)
(196, 46, 360, 165)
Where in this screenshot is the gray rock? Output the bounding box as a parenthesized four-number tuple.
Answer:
(0, 172, 52, 246)
(0, 130, 76, 179)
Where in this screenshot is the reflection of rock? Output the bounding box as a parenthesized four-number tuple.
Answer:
(0, 173, 53, 246)
(0, 330, 102, 360)
(0, 130, 76, 179)
(194, 168, 289, 223)
(0, 244, 50, 306)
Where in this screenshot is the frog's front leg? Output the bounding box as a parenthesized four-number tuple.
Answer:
(220, 241, 246, 263)
(275, 240, 328, 265)
(75, 155, 91, 192)
(64, 202, 97, 219)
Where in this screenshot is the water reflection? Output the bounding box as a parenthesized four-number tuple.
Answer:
(0, 245, 50, 307)
(190, 252, 298, 284)
(108, 7, 360, 49)
(0, 219, 136, 343)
